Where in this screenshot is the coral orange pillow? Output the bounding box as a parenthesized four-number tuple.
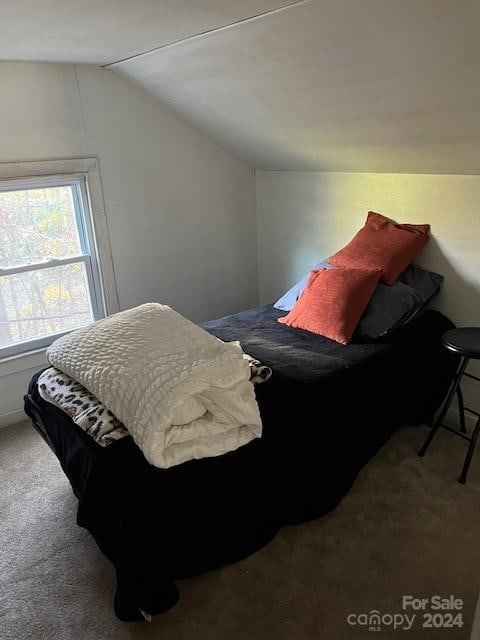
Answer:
(278, 267, 381, 345)
(328, 211, 430, 285)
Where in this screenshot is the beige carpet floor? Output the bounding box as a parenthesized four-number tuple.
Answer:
(1, 420, 480, 640)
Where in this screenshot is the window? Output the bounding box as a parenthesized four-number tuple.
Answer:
(0, 174, 106, 358)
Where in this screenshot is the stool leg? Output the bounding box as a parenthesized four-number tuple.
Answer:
(457, 385, 467, 433)
(418, 357, 469, 457)
(459, 417, 480, 484)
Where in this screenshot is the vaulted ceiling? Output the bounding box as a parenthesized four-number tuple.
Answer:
(0, 1, 295, 65)
(2, 0, 480, 173)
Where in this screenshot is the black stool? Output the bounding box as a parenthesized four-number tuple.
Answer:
(418, 328, 480, 484)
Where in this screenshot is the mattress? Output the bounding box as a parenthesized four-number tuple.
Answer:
(24, 306, 456, 620)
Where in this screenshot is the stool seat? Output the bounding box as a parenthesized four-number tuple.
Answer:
(442, 328, 480, 359)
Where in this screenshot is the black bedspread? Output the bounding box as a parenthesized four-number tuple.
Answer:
(202, 304, 436, 383)
(24, 306, 455, 620)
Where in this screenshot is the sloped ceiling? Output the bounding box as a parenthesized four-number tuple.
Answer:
(2, 0, 480, 173)
(0, 1, 295, 64)
(112, 0, 480, 173)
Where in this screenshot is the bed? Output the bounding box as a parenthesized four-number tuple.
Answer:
(24, 304, 455, 620)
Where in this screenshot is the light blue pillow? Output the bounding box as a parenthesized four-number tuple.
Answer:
(273, 260, 333, 311)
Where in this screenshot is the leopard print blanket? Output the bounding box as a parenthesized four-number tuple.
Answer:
(38, 355, 272, 448)
(38, 368, 128, 446)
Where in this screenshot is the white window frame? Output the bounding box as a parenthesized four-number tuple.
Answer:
(0, 158, 119, 363)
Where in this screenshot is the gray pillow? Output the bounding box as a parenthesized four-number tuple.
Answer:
(398, 263, 444, 299)
(356, 264, 443, 339)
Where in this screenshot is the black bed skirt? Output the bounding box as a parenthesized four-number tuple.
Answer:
(24, 308, 456, 620)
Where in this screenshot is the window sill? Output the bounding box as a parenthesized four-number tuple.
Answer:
(0, 348, 48, 377)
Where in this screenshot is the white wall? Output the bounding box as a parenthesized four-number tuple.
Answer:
(256, 170, 480, 326)
(0, 62, 257, 424)
(256, 170, 480, 424)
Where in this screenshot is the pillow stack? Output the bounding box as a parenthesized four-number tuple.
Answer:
(277, 211, 433, 345)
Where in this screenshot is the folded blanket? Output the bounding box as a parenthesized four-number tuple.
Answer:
(38, 368, 128, 446)
(243, 353, 272, 384)
(38, 356, 271, 449)
(46, 304, 263, 468)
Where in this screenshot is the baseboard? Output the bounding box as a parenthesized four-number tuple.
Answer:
(0, 408, 27, 429)
(444, 406, 477, 431)
(470, 591, 480, 640)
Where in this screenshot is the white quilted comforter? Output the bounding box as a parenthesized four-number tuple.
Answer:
(47, 304, 262, 468)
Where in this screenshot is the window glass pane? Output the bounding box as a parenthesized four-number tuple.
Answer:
(0, 185, 83, 268)
(0, 262, 93, 348)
